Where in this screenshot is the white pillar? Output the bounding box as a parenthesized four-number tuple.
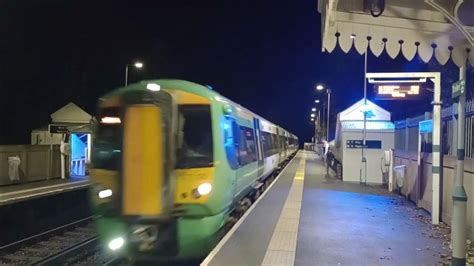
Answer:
(431, 73, 441, 225)
(417, 132, 422, 206)
(388, 149, 394, 192)
(451, 64, 467, 266)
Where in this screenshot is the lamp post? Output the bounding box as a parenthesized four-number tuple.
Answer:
(311, 110, 318, 152)
(125, 61, 143, 87)
(316, 84, 331, 141)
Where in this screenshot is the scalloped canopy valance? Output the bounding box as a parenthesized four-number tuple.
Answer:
(318, 0, 474, 66)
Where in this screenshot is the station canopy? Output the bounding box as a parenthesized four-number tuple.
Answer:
(49, 102, 95, 133)
(318, 0, 474, 67)
(51, 102, 93, 124)
(337, 99, 394, 132)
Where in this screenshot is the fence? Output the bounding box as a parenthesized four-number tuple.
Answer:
(395, 99, 474, 158)
(393, 99, 474, 239)
(0, 145, 62, 186)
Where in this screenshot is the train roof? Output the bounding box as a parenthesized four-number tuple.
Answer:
(100, 79, 298, 139)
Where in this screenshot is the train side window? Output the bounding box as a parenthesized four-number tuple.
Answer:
(261, 132, 271, 157)
(261, 132, 279, 157)
(272, 134, 277, 154)
(237, 126, 257, 166)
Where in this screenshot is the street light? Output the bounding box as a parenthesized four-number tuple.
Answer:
(311, 107, 316, 112)
(315, 99, 320, 103)
(316, 83, 331, 140)
(310, 113, 316, 118)
(125, 61, 144, 87)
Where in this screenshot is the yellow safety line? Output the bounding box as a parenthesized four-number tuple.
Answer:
(262, 151, 307, 266)
(200, 153, 299, 266)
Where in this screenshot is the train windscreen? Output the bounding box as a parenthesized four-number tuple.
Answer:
(93, 107, 122, 170)
(176, 105, 213, 169)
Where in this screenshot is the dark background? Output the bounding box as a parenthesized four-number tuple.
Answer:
(0, 0, 472, 144)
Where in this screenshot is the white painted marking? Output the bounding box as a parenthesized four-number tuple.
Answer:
(200, 152, 300, 266)
(0, 181, 90, 204)
(0, 180, 89, 196)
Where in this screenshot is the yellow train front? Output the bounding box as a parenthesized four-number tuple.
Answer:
(90, 80, 298, 261)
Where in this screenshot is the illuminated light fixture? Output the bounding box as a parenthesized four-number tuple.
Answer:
(311, 108, 316, 111)
(134, 62, 143, 68)
(316, 84, 324, 91)
(311, 113, 316, 118)
(376, 84, 420, 98)
(315, 100, 320, 103)
(98, 189, 113, 199)
(146, 83, 161, 91)
(350, 34, 356, 39)
(108, 237, 125, 251)
(101, 117, 121, 124)
(311, 118, 315, 121)
(197, 182, 212, 196)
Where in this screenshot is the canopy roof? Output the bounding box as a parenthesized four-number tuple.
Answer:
(338, 98, 391, 121)
(50, 102, 93, 124)
(318, 0, 474, 67)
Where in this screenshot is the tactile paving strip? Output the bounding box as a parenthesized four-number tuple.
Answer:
(262, 152, 307, 266)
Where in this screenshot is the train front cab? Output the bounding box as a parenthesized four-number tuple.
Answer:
(90, 85, 225, 260)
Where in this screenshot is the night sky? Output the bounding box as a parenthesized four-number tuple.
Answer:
(0, 0, 471, 144)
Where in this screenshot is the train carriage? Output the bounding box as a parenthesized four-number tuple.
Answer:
(90, 80, 298, 261)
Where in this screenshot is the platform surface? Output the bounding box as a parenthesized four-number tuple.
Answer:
(0, 176, 89, 206)
(202, 151, 446, 265)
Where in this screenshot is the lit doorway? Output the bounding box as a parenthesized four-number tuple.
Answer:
(70, 133, 91, 176)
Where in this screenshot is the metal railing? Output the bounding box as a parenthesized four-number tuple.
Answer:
(395, 99, 474, 158)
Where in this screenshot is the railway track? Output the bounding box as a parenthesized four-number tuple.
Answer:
(0, 156, 295, 266)
(0, 216, 111, 265)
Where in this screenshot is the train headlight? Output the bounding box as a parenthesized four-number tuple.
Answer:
(108, 237, 125, 251)
(197, 182, 212, 196)
(98, 189, 113, 199)
(146, 83, 161, 91)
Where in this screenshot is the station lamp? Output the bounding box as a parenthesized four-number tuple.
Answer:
(134, 62, 143, 68)
(315, 82, 331, 140)
(125, 61, 144, 87)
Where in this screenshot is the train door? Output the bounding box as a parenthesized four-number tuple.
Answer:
(120, 91, 175, 220)
(277, 128, 285, 163)
(253, 118, 264, 177)
(232, 121, 259, 198)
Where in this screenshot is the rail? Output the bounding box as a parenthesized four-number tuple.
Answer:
(33, 236, 98, 265)
(0, 216, 97, 265)
(0, 216, 94, 251)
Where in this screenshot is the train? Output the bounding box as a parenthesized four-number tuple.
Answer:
(89, 79, 298, 261)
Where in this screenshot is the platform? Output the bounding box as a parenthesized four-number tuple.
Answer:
(202, 150, 447, 265)
(0, 176, 89, 206)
